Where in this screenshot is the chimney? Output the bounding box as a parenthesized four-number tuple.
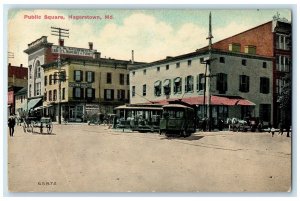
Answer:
(20, 64, 23, 68)
(89, 42, 93, 50)
(59, 39, 64, 46)
(131, 50, 134, 64)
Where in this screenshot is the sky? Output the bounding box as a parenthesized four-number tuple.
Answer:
(7, 9, 291, 66)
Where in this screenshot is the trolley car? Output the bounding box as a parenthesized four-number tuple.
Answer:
(159, 104, 196, 137)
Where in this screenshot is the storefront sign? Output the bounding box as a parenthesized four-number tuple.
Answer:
(51, 45, 95, 57)
(85, 104, 99, 111)
(69, 82, 92, 88)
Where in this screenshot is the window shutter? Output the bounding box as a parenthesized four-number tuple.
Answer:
(266, 78, 270, 93)
(260, 77, 263, 93)
(111, 90, 114, 100)
(85, 71, 88, 82)
(73, 87, 76, 98)
(196, 75, 199, 91)
(73, 71, 76, 81)
(224, 74, 228, 91)
(246, 76, 250, 92)
(92, 72, 95, 83)
(80, 70, 83, 81)
(80, 88, 84, 98)
(185, 77, 187, 92)
(85, 88, 88, 99)
(92, 88, 95, 99)
(191, 76, 194, 91)
(239, 75, 242, 92)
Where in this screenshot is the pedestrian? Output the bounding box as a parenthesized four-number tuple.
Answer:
(8, 116, 16, 137)
(278, 122, 283, 135)
(271, 126, 275, 137)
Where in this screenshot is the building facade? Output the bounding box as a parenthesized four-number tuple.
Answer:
(8, 63, 28, 115)
(129, 49, 273, 124)
(24, 36, 99, 111)
(211, 18, 291, 126)
(42, 57, 134, 122)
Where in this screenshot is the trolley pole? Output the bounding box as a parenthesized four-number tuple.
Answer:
(206, 12, 213, 131)
(51, 27, 69, 124)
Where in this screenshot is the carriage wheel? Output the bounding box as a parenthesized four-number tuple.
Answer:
(47, 124, 53, 134)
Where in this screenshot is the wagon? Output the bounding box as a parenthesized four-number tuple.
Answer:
(23, 117, 53, 134)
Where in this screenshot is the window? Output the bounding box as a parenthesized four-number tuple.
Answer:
(259, 104, 271, 122)
(104, 89, 114, 100)
(29, 65, 32, 79)
(44, 92, 47, 101)
(188, 60, 192, 66)
(239, 75, 250, 92)
(74, 70, 82, 82)
(185, 75, 194, 92)
(106, 72, 112, 84)
(132, 86, 136, 97)
(276, 55, 290, 72)
(49, 75, 52, 85)
(35, 82, 41, 96)
(157, 67, 160, 72)
(173, 77, 182, 94)
(219, 57, 225, 63)
(216, 73, 228, 94)
(143, 84, 147, 96)
(126, 74, 129, 85)
(166, 65, 169, 70)
(263, 62, 267, 68)
(86, 71, 95, 83)
(163, 79, 171, 95)
(196, 74, 205, 91)
(143, 69, 147, 75)
(117, 89, 126, 101)
(53, 89, 57, 101)
(176, 62, 180, 68)
(62, 88, 65, 100)
(154, 81, 162, 96)
(119, 74, 125, 85)
(53, 74, 57, 84)
(44, 76, 47, 86)
(260, 77, 270, 94)
(37, 67, 41, 78)
(29, 84, 32, 98)
(49, 90, 52, 101)
(72, 87, 82, 99)
(242, 59, 247, 66)
(86, 88, 95, 99)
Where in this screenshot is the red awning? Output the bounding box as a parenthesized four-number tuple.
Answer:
(150, 95, 255, 106)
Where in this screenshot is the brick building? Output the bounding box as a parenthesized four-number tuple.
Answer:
(209, 18, 291, 126)
(7, 63, 28, 115)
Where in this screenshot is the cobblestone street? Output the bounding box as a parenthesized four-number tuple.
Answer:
(7, 124, 291, 192)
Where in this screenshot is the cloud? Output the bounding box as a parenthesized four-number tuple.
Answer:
(8, 10, 263, 66)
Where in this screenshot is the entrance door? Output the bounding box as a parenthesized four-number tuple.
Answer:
(69, 108, 75, 121)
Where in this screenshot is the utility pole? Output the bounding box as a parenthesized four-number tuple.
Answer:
(206, 12, 213, 131)
(51, 26, 69, 124)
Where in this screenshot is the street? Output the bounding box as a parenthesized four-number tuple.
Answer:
(8, 124, 291, 192)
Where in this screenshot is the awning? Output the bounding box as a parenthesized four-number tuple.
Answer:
(154, 81, 161, 87)
(27, 98, 42, 111)
(149, 96, 256, 106)
(34, 106, 47, 111)
(163, 79, 170, 86)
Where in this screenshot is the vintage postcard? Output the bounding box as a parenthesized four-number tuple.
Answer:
(6, 8, 292, 193)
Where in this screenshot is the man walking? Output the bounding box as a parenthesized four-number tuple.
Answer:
(8, 116, 16, 137)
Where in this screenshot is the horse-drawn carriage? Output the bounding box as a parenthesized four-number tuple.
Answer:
(23, 116, 53, 134)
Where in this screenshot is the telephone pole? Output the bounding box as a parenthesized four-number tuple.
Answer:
(51, 26, 69, 124)
(206, 12, 213, 131)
